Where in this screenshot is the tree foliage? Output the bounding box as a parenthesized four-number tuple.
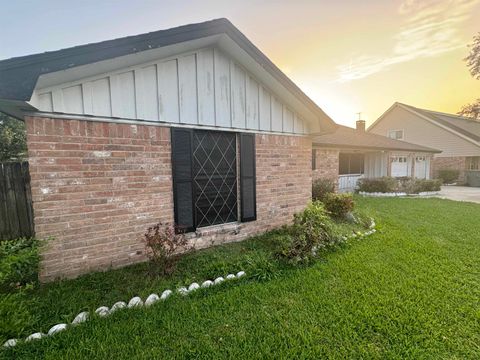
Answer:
(465, 32, 480, 80)
(458, 33, 480, 119)
(0, 113, 27, 161)
(458, 99, 480, 120)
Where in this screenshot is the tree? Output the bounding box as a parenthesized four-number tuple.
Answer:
(458, 99, 480, 120)
(465, 32, 480, 80)
(458, 33, 480, 119)
(0, 112, 27, 161)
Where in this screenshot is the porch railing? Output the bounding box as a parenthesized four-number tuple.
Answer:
(338, 174, 363, 193)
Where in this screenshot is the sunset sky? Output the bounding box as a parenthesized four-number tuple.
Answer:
(1, 0, 479, 127)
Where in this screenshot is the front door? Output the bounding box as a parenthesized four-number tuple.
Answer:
(391, 156, 408, 177)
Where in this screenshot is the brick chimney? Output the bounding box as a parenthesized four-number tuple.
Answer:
(356, 120, 366, 132)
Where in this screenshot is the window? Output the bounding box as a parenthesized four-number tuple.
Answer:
(312, 149, 317, 170)
(467, 156, 480, 170)
(339, 153, 364, 175)
(392, 156, 407, 163)
(416, 156, 426, 162)
(171, 129, 256, 232)
(388, 130, 404, 140)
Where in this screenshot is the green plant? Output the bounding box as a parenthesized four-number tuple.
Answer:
(402, 179, 442, 193)
(0, 237, 41, 292)
(144, 222, 193, 276)
(312, 178, 335, 201)
(323, 193, 354, 218)
(278, 202, 338, 263)
(0, 291, 37, 341)
(244, 252, 280, 282)
(437, 169, 459, 184)
(357, 177, 398, 193)
(0, 113, 27, 161)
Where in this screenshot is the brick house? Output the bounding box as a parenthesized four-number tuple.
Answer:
(0, 19, 337, 280)
(369, 102, 480, 185)
(312, 121, 440, 192)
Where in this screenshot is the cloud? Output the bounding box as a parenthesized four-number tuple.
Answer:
(337, 0, 479, 82)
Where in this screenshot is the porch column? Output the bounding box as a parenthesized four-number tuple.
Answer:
(410, 153, 416, 178)
(386, 151, 391, 177)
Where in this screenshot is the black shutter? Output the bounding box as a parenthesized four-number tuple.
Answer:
(240, 133, 256, 222)
(171, 128, 195, 232)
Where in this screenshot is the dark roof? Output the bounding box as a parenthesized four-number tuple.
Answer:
(313, 125, 441, 153)
(0, 18, 335, 129)
(398, 103, 480, 142)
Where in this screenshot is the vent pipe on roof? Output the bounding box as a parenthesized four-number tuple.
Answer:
(356, 120, 366, 132)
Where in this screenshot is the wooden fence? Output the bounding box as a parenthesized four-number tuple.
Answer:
(0, 162, 34, 240)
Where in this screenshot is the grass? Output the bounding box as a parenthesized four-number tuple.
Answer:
(3, 197, 480, 359)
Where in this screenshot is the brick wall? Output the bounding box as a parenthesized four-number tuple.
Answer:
(312, 148, 339, 187)
(432, 156, 467, 184)
(26, 116, 173, 281)
(26, 116, 312, 281)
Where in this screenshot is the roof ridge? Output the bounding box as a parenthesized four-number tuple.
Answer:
(399, 102, 479, 122)
(0, 18, 229, 70)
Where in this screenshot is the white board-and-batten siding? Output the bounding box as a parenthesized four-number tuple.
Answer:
(31, 48, 308, 134)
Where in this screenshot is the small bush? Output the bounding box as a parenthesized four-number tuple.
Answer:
(312, 178, 335, 201)
(402, 178, 442, 193)
(0, 237, 41, 292)
(0, 291, 36, 341)
(323, 193, 354, 218)
(438, 169, 459, 184)
(357, 177, 397, 193)
(278, 202, 338, 263)
(144, 222, 194, 276)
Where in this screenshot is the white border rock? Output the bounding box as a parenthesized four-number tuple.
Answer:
(47, 324, 67, 336)
(25, 332, 46, 342)
(160, 289, 172, 300)
(359, 191, 439, 197)
(72, 311, 89, 325)
(95, 306, 110, 317)
(145, 294, 160, 307)
(127, 297, 143, 308)
(110, 301, 127, 313)
(2, 270, 247, 349)
(3, 339, 17, 348)
(188, 283, 200, 292)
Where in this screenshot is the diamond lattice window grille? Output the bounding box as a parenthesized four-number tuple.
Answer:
(192, 131, 237, 228)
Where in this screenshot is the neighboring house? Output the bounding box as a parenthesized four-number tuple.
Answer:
(369, 102, 480, 184)
(312, 120, 440, 192)
(0, 19, 336, 280)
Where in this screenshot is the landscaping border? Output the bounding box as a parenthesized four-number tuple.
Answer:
(358, 191, 439, 197)
(2, 271, 246, 348)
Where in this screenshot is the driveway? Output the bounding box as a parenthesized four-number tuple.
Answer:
(437, 186, 480, 204)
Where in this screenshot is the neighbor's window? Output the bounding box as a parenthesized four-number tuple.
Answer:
(312, 149, 317, 170)
(388, 130, 404, 140)
(467, 156, 480, 170)
(392, 156, 407, 163)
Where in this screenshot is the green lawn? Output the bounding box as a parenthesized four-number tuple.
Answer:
(3, 197, 480, 359)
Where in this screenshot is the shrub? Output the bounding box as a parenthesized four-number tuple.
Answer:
(323, 193, 354, 218)
(402, 178, 442, 193)
(438, 169, 459, 184)
(0, 291, 36, 341)
(0, 237, 41, 292)
(357, 177, 397, 193)
(312, 178, 335, 201)
(144, 222, 193, 276)
(278, 202, 338, 263)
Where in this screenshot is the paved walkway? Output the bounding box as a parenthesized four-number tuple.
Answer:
(437, 186, 480, 204)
